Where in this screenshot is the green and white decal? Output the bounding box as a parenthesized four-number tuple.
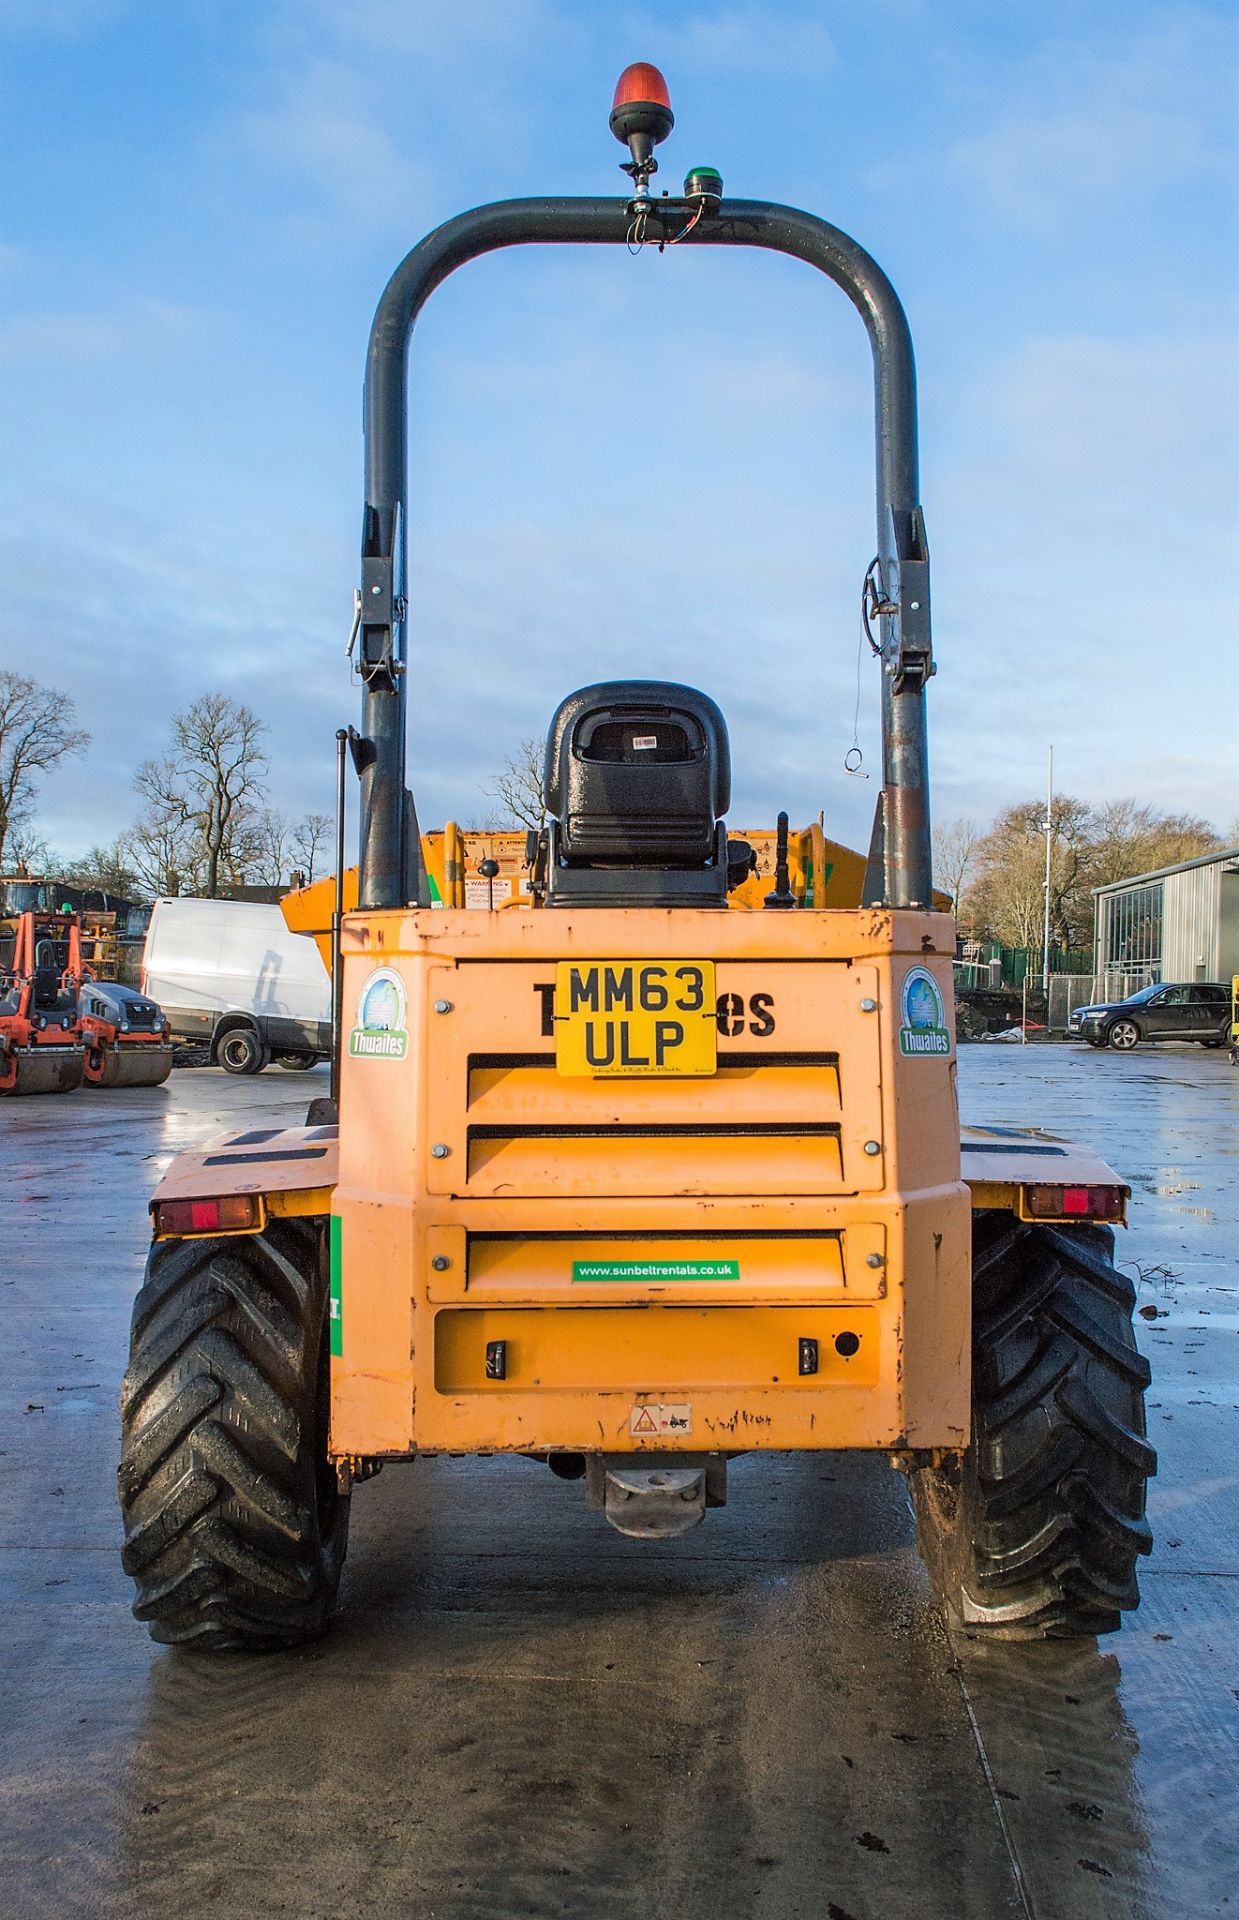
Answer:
(349, 966, 408, 1060)
(573, 1259, 741, 1283)
(329, 1215, 343, 1357)
(898, 965, 951, 1057)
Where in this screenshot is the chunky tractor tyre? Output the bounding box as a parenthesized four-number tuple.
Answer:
(276, 1052, 316, 1071)
(911, 1214, 1155, 1640)
(118, 1220, 348, 1650)
(216, 1026, 268, 1075)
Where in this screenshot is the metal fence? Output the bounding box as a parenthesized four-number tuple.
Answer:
(1047, 975, 1097, 1031)
(954, 944, 1092, 994)
(1100, 966, 1159, 1002)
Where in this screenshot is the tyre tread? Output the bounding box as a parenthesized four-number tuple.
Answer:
(913, 1216, 1154, 1640)
(118, 1220, 347, 1650)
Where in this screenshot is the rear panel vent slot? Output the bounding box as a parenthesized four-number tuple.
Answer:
(466, 1052, 843, 1134)
(464, 1122, 844, 1196)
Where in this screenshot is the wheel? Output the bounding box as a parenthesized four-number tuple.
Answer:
(1107, 1019, 1140, 1051)
(276, 1052, 316, 1071)
(1202, 1038, 1223, 1050)
(911, 1214, 1155, 1639)
(118, 1220, 349, 1649)
(217, 1027, 269, 1075)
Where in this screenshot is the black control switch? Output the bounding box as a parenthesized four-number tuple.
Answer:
(798, 1336, 819, 1377)
(485, 1339, 507, 1380)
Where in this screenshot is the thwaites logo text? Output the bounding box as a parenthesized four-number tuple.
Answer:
(898, 965, 951, 1057)
(349, 967, 408, 1060)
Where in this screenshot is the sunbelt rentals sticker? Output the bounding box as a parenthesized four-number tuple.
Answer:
(349, 967, 408, 1060)
(898, 965, 951, 1057)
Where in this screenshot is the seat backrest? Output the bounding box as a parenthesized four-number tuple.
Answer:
(544, 680, 730, 868)
(32, 967, 62, 1011)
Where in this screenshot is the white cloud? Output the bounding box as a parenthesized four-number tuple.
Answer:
(303, 0, 559, 59)
(991, 333, 1238, 487)
(239, 59, 434, 236)
(0, 0, 122, 37)
(0, 298, 203, 367)
(926, 326, 1239, 826)
(947, 13, 1235, 230)
(632, 9, 837, 75)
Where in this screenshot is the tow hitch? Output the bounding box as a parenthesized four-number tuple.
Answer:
(587, 1455, 728, 1539)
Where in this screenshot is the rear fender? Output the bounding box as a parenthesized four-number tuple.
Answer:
(149, 1123, 338, 1238)
(962, 1125, 1129, 1226)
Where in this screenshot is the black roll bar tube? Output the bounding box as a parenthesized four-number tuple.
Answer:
(356, 197, 934, 911)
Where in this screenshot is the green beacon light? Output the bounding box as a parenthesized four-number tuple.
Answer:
(683, 166, 724, 211)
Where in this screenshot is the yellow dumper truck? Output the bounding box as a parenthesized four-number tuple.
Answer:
(119, 67, 1153, 1650)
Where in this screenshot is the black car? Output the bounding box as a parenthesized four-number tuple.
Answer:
(1069, 982, 1230, 1050)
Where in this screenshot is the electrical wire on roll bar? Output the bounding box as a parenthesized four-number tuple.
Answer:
(847, 557, 896, 777)
(626, 198, 705, 254)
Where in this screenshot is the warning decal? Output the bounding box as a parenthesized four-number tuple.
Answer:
(630, 1403, 692, 1438)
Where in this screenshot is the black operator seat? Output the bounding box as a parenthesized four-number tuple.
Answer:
(32, 967, 62, 1011)
(539, 681, 732, 908)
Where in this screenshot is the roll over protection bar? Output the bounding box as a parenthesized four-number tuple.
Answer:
(357, 197, 933, 911)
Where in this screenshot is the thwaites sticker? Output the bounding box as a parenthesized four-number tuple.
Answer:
(898, 965, 952, 1057)
(348, 967, 408, 1060)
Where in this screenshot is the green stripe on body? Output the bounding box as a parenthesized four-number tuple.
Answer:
(329, 1215, 343, 1356)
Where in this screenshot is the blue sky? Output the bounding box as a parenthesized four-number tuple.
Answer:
(2, 0, 1236, 862)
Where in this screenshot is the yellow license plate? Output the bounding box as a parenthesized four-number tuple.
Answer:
(555, 961, 717, 1077)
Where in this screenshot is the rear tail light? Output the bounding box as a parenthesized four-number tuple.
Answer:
(1025, 1183, 1124, 1222)
(156, 1193, 261, 1235)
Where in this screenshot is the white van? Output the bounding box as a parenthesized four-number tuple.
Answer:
(141, 898, 331, 1074)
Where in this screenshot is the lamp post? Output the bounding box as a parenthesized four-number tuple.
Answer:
(1042, 745, 1054, 996)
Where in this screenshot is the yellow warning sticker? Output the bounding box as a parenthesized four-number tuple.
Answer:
(630, 1403, 692, 1438)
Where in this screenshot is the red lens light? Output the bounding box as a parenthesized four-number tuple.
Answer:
(612, 62, 671, 111)
(156, 1193, 259, 1235)
(1025, 1183, 1124, 1222)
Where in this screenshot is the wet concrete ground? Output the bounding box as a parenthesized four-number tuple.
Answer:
(1, 1045, 1236, 1918)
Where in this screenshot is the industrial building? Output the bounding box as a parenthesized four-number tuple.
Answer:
(1093, 845, 1239, 997)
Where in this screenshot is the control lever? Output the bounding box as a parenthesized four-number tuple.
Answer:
(764, 811, 797, 909)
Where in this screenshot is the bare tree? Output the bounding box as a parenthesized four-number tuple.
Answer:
(250, 808, 292, 888)
(1089, 799, 1219, 887)
(61, 839, 144, 900)
(5, 817, 55, 874)
(960, 793, 1220, 953)
(291, 811, 332, 885)
(932, 816, 981, 917)
(133, 693, 268, 897)
(127, 805, 194, 899)
(0, 671, 89, 869)
(964, 796, 1096, 950)
(486, 737, 546, 832)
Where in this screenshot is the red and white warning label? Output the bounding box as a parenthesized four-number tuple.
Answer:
(630, 1403, 692, 1437)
